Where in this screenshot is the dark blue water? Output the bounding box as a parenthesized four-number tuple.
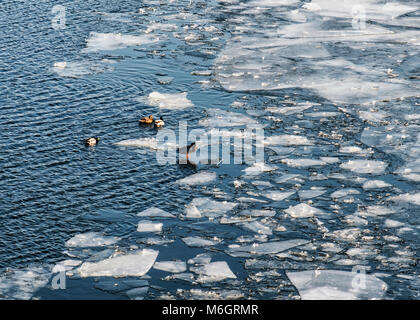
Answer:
(0, 0, 419, 300)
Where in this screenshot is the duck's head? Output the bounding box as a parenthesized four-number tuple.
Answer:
(149, 115, 154, 120)
(95, 137, 100, 141)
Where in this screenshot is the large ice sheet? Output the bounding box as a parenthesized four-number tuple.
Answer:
(287, 270, 388, 300)
(78, 249, 159, 278)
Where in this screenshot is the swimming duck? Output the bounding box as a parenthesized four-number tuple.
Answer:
(85, 137, 100, 147)
(178, 142, 198, 165)
(154, 116, 165, 128)
(139, 115, 154, 124)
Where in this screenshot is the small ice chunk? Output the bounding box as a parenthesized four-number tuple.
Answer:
(287, 270, 387, 300)
(228, 239, 309, 255)
(137, 221, 163, 233)
(185, 204, 202, 218)
(340, 160, 387, 174)
(362, 180, 392, 190)
(83, 32, 159, 52)
(388, 192, 420, 206)
(284, 203, 325, 218)
(239, 209, 276, 217)
(137, 207, 175, 218)
(188, 253, 213, 265)
(281, 158, 326, 168)
(264, 135, 312, 146)
(331, 189, 360, 199)
(78, 249, 158, 277)
(264, 191, 295, 201)
(153, 261, 187, 273)
(142, 92, 193, 110)
(176, 171, 217, 186)
(298, 189, 326, 200)
(320, 157, 340, 164)
(243, 163, 278, 176)
(185, 198, 237, 218)
(182, 237, 219, 247)
(384, 219, 404, 228)
(329, 228, 361, 241)
(65, 232, 120, 248)
(241, 221, 272, 235)
(126, 287, 149, 299)
(192, 261, 236, 283)
(356, 206, 395, 217)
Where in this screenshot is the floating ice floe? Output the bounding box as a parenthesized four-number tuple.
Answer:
(330, 189, 360, 199)
(78, 249, 159, 278)
(284, 203, 325, 218)
(340, 160, 388, 174)
(227, 239, 309, 256)
(191, 261, 236, 283)
(298, 188, 326, 200)
(264, 191, 295, 201)
(137, 221, 163, 233)
(199, 108, 259, 127)
(280, 158, 327, 168)
(384, 219, 404, 228)
(356, 206, 395, 217)
(141, 92, 193, 110)
(137, 207, 175, 218)
(243, 163, 277, 176)
(114, 137, 178, 151)
(388, 192, 420, 206)
(287, 269, 388, 300)
(239, 209, 276, 217)
(320, 157, 340, 164)
(83, 32, 159, 52)
(329, 228, 362, 241)
(52, 60, 113, 78)
(264, 135, 312, 146)
(241, 221, 272, 235)
(182, 236, 219, 247)
(184, 198, 237, 218)
(65, 232, 120, 248)
(362, 180, 392, 190)
(188, 253, 213, 265)
(176, 171, 217, 186)
(153, 261, 187, 273)
(0, 266, 51, 300)
(265, 103, 313, 115)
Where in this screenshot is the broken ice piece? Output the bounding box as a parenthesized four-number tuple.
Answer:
(78, 249, 159, 277)
(286, 270, 388, 300)
(137, 221, 163, 232)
